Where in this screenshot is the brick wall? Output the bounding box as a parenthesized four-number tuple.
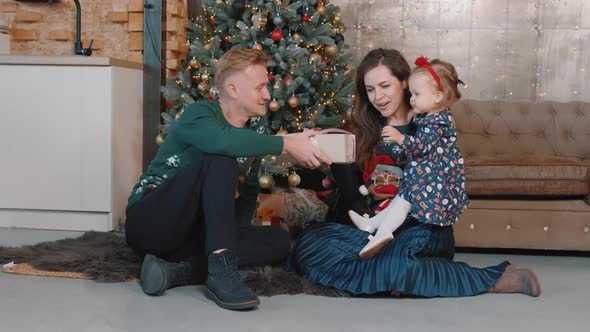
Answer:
(163, 0, 188, 77)
(0, 0, 187, 73)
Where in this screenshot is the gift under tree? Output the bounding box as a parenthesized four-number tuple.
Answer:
(160, 0, 354, 188)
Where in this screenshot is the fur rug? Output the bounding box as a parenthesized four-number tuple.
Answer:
(0, 231, 349, 297)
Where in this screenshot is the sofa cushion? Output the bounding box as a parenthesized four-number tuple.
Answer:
(465, 156, 590, 196)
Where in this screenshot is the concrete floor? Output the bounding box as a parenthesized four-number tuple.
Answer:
(0, 228, 588, 332)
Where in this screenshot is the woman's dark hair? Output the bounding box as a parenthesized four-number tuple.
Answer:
(351, 48, 411, 166)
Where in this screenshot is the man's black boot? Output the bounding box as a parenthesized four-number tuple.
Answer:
(140, 254, 206, 296)
(205, 249, 260, 310)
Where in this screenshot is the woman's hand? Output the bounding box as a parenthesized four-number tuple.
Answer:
(382, 126, 405, 145)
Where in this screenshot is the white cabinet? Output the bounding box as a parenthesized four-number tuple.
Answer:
(0, 56, 143, 231)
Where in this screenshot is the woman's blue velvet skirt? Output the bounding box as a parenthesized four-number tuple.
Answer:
(290, 220, 509, 297)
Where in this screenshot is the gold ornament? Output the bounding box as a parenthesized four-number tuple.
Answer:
(198, 81, 209, 91)
(288, 96, 299, 108)
(288, 173, 301, 187)
(209, 86, 219, 99)
(293, 32, 301, 40)
(326, 99, 334, 107)
(269, 100, 281, 112)
(189, 57, 199, 68)
(325, 44, 338, 57)
(252, 43, 263, 51)
(309, 53, 321, 64)
(333, 14, 341, 24)
(201, 72, 210, 81)
(155, 134, 164, 146)
(251, 12, 268, 29)
(273, 82, 281, 91)
(317, 4, 326, 15)
(276, 128, 289, 136)
(251, 13, 261, 26)
(259, 175, 273, 189)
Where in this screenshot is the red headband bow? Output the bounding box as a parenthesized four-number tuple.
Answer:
(415, 56, 444, 92)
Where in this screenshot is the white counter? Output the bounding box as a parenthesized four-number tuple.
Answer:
(0, 56, 143, 231)
(0, 55, 142, 69)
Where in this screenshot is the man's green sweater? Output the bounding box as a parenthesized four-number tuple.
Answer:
(127, 99, 284, 224)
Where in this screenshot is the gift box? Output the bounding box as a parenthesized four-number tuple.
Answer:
(254, 193, 286, 227)
(278, 129, 355, 165)
(311, 129, 356, 164)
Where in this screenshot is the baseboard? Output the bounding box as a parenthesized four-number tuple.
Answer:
(456, 246, 590, 257)
(0, 227, 86, 247)
(0, 209, 111, 232)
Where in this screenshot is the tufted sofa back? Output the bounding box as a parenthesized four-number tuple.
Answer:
(452, 100, 590, 197)
(453, 100, 590, 162)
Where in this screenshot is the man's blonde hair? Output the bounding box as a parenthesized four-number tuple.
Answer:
(214, 48, 269, 94)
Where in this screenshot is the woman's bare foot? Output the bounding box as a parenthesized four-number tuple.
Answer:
(489, 265, 542, 297)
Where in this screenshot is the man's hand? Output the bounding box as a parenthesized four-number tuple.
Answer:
(282, 131, 332, 169)
(382, 126, 405, 145)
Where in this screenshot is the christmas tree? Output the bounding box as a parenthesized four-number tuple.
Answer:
(160, 0, 354, 185)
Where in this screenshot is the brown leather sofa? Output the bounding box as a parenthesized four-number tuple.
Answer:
(452, 100, 590, 251)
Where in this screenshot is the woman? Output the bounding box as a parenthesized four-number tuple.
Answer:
(291, 49, 541, 297)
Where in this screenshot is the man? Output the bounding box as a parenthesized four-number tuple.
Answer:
(125, 48, 331, 310)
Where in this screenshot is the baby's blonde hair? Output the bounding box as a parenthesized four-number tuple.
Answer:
(214, 48, 269, 94)
(412, 59, 464, 107)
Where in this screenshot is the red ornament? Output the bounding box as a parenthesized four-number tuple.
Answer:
(302, 15, 310, 22)
(268, 73, 275, 81)
(282, 75, 294, 87)
(271, 29, 284, 42)
(209, 15, 215, 25)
